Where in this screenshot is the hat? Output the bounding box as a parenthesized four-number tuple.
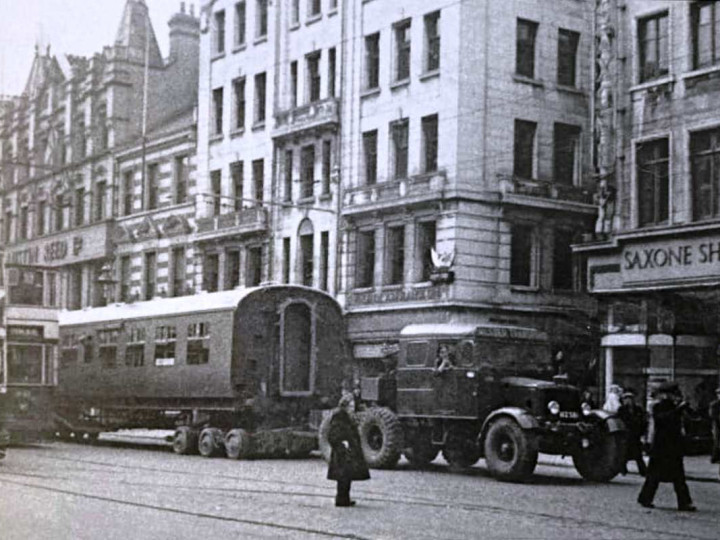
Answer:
(621, 391, 635, 399)
(657, 380, 679, 394)
(338, 394, 354, 409)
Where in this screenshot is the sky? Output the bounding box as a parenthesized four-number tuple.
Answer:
(0, 0, 188, 96)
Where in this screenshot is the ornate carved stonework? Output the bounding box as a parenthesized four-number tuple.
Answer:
(133, 216, 159, 241)
(161, 214, 191, 237)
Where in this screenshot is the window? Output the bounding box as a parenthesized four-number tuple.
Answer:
(514, 119, 537, 179)
(76, 118, 86, 159)
(692, 1, 720, 69)
(211, 169, 222, 216)
(637, 138, 669, 226)
(516, 18, 538, 78)
(424, 11, 441, 72)
(394, 20, 412, 81)
(256, 0, 268, 38)
(187, 323, 210, 365)
(48, 272, 57, 307)
(74, 187, 85, 227)
(391, 119, 409, 179)
(553, 229, 574, 290)
(422, 114, 438, 173)
(119, 255, 131, 303)
(205, 253, 220, 292)
(510, 223, 534, 287)
(365, 33, 380, 89)
(300, 233, 314, 286)
(231, 161, 244, 210)
(557, 29, 580, 86)
(61, 334, 79, 367)
(638, 11, 669, 82)
(81, 335, 94, 364)
(147, 163, 158, 210)
(97, 104, 109, 151)
(329, 0, 337, 10)
(234, 2, 246, 46)
(554, 123, 580, 185)
(213, 87, 224, 135)
(144, 251, 157, 300)
(227, 250, 240, 289)
(171, 247, 186, 297)
(416, 220, 436, 282)
(282, 237, 291, 283)
(320, 231, 329, 291)
(385, 225, 405, 285)
(692, 127, 720, 221)
(284, 150, 293, 201)
(252, 158, 264, 204)
(328, 47, 336, 97)
(292, 0, 300, 25)
(7, 344, 45, 382)
(37, 200, 46, 236)
(55, 195, 65, 232)
(254, 72, 266, 124)
(18, 206, 28, 240)
(322, 140, 332, 194)
(98, 329, 119, 369)
(123, 170, 134, 215)
(8, 269, 43, 305)
(125, 327, 146, 367)
(69, 267, 82, 309)
(3, 208, 12, 243)
(232, 77, 245, 131)
(301, 145, 315, 198)
(309, 0, 321, 17)
(356, 230, 375, 288)
(246, 246, 262, 286)
(214, 10, 226, 54)
(154, 326, 177, 366)
(281, 302, 313, 394)
(363, 130, 378, 185)
(174, 155, 188, 204)
(94, 181, 106, 221)
(290, 61, 298, 108)
(307, 51, 321, 103)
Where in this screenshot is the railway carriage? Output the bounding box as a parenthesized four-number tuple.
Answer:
(56, 285, 350, 458)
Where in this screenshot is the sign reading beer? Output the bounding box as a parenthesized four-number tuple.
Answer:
(622, 235, 720, 284)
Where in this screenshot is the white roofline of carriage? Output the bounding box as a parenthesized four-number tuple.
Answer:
(59, 285, 334, 327)
(400, 323, 548, 338)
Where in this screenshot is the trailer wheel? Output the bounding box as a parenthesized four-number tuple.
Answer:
(225, 429, 253, 459)
(359, 407, 403, 469)
(198, 427, 225, 458)
(483, 417, 538, 482)
(172, 426, 199, 455)
(573, 426, 625, 483)
(403, 434, 439, 468)
(442, 426, 481, 470)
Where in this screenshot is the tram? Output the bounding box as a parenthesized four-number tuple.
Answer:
(56, 285, 351, 458)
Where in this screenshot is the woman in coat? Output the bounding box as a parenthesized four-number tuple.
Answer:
(327, 394, 370, 507)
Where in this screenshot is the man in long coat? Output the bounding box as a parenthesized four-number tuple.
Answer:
(637, 381, 696, 511)
(618, 390, 647, 476)
(709, 387, 720, 464)
(327, 394, 370, 507)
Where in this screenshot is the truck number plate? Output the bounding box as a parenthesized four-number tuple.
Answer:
(559, 411, 579, 419)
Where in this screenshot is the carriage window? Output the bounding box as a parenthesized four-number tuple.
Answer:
(187, 322, 210, 365)
(154, 326, 177, 367)
(7, 344, 43, 383)
(281, 302, 313, 394)
(61, 334, 79, 367)
(98, 329, 119, 368)
(405, 341, 428, 366)
(126, 327, 146, 367)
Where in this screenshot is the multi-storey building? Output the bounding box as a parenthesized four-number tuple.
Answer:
(579, 0, 720, 407)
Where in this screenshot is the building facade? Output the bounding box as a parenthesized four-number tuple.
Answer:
(579, 0, 720, 409)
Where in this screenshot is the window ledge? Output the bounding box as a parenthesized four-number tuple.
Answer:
(211, 51, 226, 62)
(510, 285, 540, 293)
(328, 8, 338, 17)
(298, 195, 315, 204)
(319, 193, 332, 201)
(232, 43, 247, 54)
(512, 74, 545, 88)
(419, 69, 440, 82)
(289, 22, 300, 31)
(306, 13, 322, 26)
(209, 133, 224, 143)
(253, 35, 268, 46)
(353, 286, 374, 293)
(251, 121, 266, 131)
(361, 87, 381, 99)
(629, 75, 675, 94)
(390, 79, 411, 91)
(556, 84, 586, 96)
(230, 127, 245, 138)
(682, 64, 720, 85)
(381, 284, 403, 290)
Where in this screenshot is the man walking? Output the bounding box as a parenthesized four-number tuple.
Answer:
(710, 387, 720, 464)
(637, 381, 696, 512)
(618, 389, 647, 476)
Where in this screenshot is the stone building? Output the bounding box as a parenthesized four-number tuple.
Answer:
(578, 0, 720, 407)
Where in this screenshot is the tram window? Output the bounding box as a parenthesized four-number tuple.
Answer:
(61, 334, 79, 366)
(98, 329, 119, 369)
(7, 345, 43, 383)
(281, 302, 313, 394)
(154, 326, 177, 367)
(126, 327, 146, 367)
(187, 322, 210, 365)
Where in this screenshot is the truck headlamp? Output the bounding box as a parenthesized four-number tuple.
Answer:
(581, 402, 592, 416)
(547, 400, 560, 415)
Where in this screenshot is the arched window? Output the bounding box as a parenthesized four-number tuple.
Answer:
(280, 301, 315, 395)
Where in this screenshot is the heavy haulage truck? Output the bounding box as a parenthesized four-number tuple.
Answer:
(321, 324, 626, 483)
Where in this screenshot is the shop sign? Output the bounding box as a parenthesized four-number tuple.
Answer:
(7, 325, 44, 340)
(622, 235, 720, 285)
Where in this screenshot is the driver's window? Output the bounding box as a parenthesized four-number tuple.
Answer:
(457, 340, 474, 366)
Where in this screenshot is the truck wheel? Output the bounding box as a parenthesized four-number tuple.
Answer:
(442, 427, 481, 470)
(483, 417, 538, 481)
(172, 426, 199, 455)
(404, 436, 439, 468)
(359, 407, 403, 469)
(198, 427, 225, 458)
(225, 429, 252, 459)
(573, 428, 625, 482)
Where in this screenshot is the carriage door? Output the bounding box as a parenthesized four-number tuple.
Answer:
(432, 340, 479, 418)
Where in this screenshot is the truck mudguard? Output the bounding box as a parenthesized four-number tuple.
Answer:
(588, 410, 626, 433)
(481, 407, 540, 438)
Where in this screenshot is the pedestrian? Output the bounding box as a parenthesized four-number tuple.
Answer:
(709, 387, 720, 465)
(637, 381, 696, 512)
(326, 393, 370, 507)
(603, 384, 622, 414)
(617, 389, 647, 476)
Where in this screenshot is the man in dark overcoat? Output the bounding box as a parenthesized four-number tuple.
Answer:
(637, 381, 696, 511)
(709, 387, 720, 464)
(618, 390, 647, 476)
(327, 394, 370, 507)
